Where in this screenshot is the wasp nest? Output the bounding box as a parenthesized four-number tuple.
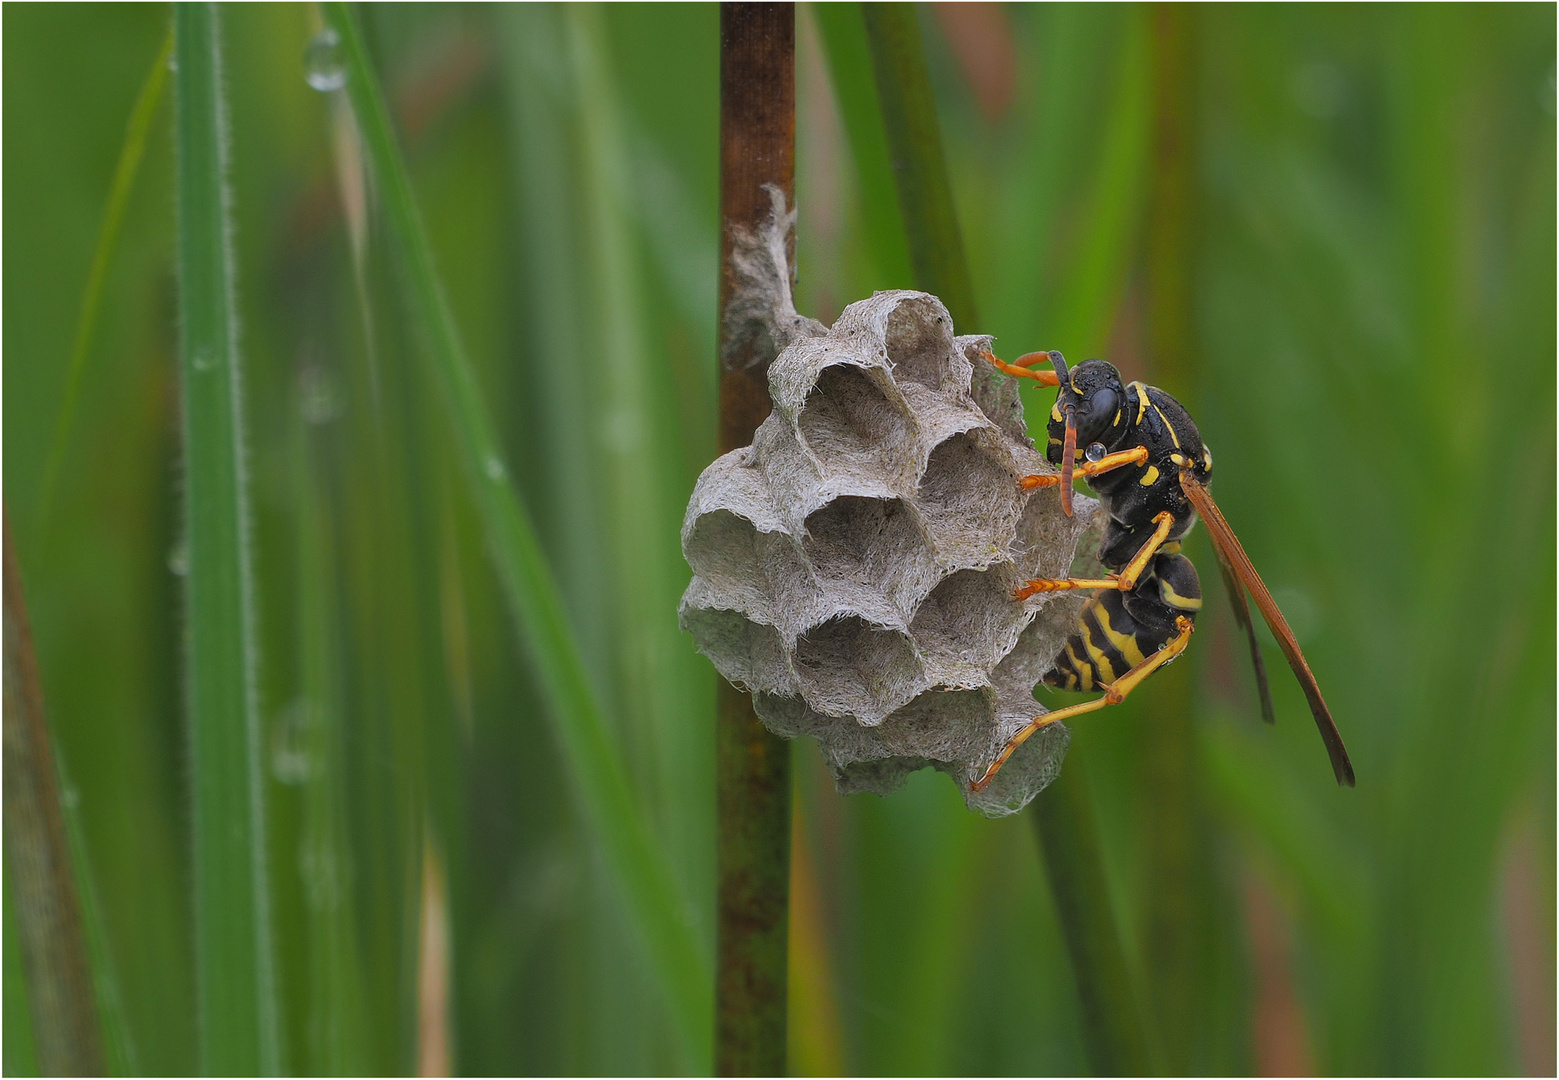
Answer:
(681, 194, 1097, 816)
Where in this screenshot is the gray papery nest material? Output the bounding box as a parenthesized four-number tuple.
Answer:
(684, 189, 1098, 816)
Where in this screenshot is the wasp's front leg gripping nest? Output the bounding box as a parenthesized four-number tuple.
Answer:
(685, 195, 1096, 816)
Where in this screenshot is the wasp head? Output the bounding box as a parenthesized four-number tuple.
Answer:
(1039, 355, 1125, 517)
(1045, 357, 1126, 465)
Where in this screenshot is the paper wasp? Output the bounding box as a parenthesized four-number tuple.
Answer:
(970, 349, 1354, 792)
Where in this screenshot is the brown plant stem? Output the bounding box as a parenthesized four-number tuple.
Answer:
(716, 4, 795, 1075)
(2, 513, 105, 1076)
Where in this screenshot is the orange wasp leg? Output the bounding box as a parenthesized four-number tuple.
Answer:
(1019, 446, 1149, 490)
(1012, 576, 1118, 601)
(980, 348, 1061, 385)
(970, 616, 1194, 792)
(1012, 509, 1174, 600)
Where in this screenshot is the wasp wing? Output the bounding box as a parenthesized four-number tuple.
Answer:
(1180, 470, 1355, 786)
(1216, 556, 1275, 723)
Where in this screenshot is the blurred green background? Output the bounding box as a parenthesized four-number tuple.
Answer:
(3, 3, 1553, 1075)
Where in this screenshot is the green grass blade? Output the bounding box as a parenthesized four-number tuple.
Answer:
(565, 2, 716, 943)
(1045, 16, 1150, 355)
(319, 3, 711, 1063)
(36, 27, 171, 540)
(1031, 763, 1157, 1076)
(859, 7, 1158, 1072)
(55, 753, 139, 1076)
(2, 859, 39, 1077)
(861, 3, 978, 327)
(294, 388, 371, 1075)
(172, 6, 277, 1073)
(564, 0, 670, 828)
(812, 2, 914, 290)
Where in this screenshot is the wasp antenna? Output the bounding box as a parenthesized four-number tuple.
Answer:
(1047, 351, 1069, 385)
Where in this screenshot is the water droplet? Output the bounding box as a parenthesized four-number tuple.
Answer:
(1085, 442, 1106, 463)
(299, 365, 337, 425)
(271, 700, 314, 785)
(61, 784, 81, 810)
(1542, 64, 1556, 116)
(303, 28, 347, 92)
(191, 349, 217, 373)
(299, 841, 340, 911)
(168, 542, 189, 577)
(485, 457, 506, 481)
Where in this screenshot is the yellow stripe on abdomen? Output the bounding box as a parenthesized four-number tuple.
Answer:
(1083, 630, 1117, 684)
(1064, 641, 1096, 691)
(1159, 579, 1202, 611)
(1094, 604, 1146, 667)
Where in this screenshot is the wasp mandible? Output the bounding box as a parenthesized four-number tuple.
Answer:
(970, 348, 1354, 792)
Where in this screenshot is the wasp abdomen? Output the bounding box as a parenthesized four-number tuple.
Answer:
(1045, 554, 1202, 692)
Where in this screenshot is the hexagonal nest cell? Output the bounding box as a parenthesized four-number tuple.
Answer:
(681, 286, 1100, 817)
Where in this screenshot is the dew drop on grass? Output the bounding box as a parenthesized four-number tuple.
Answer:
(299, 365, 337, 424)
(270, 700, 314, 785)
(304, 28, 347, 92)
(300, 841, 340, 910)
(168, 541, 189, 576)
(485, 456, 506, 481)
(191, 349, 217, 372)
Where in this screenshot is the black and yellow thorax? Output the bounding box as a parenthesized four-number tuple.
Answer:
(1036, 363, 1212, 690)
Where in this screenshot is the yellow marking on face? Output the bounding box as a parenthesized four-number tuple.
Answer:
(1150, 399, 1181, 448)
(1069, 375, 1082, 395)
(1051, 401, 1063, 422)
(1112, 408, 1122, 428)
(1169, 452, 1189, 468)
(1048, 437, 1062, 448)
(1129, 382, 1150, 424)
(1096, 607, 1146, 667)
(1202, 446, 1213, 470)
(1139, 464, 1160, 486)
(1159, 579, 1203, 611)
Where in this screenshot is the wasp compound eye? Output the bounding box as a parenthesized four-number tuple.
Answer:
(1078, 387, 1118, 443)
(680, 289, 1099, 818)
